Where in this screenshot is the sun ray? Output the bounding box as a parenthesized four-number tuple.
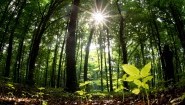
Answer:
(79, 1, 113, 29)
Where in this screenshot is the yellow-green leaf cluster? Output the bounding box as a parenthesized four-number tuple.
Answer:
(122, 62, 153, 94)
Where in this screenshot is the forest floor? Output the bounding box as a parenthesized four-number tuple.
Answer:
(0, 82, 185, 105)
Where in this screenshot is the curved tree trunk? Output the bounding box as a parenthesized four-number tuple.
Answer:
(84, 28, 94, 82)
(27, 0, 63, 86)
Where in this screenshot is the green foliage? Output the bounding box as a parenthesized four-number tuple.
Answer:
(42, 100, 48, 105)
(34, 87, 45, 99)
(76, 81, 93, 101)
(6, 83, 15, 90)
(122, 62, 153, 94)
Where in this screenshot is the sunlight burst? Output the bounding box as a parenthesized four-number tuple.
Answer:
(92, 11, 105, 25)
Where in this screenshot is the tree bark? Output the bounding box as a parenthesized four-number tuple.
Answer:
(44, 48, 51, 87)
(84, 28, 94, 82)
(169, 3, 185, 54)
(103, 38, 109, 92)
(107, 29, 113, 92)
(65, 0, 80, 92)
(116, 0, 129, 89)
(57, 36, 66, 88)
(99, 29, 103, 91)
(51, 41, 58, 88)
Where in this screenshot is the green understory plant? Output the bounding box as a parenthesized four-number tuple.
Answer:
(6, 83, 15, 97)
(76, 81, 92, 103)
(36, 87, 47, 105)
(114, 78, 126, 102)
(122, 62, 153, 105)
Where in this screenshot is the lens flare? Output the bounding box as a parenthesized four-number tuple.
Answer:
(92, 11, 105, 25)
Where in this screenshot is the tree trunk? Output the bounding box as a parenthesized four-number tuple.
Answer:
(107, 29, 113, 92)
(44, 48, 51, 87)
(116, 0, 129, 89)
(4, 0, 26, 77)
(51, 42, 58, 88)
(57, 37, 66, 88)
(65, 0, 80, 92)
(150, 18, 166, 84)
(27, 0, 63, 86)
(103, 37, 109, 92)
(84, 28, 94, 82)
(99, 29, 104, 91)
(169, 3, 185, 54)
(13, 12, 32, 83)
(78, 37, 83, 80)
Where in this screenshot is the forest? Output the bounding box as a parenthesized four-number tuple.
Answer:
(0, 0, 185, 104)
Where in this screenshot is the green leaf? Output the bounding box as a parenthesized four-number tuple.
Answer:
(84, 81, 92, 85)
(79, 83, 86, 87)
(125, 76, 135, 81)
(115, 85, 124, 92)
(132, 88, 140, 94)
(38, 87, 45, 90)
(140, 62, 151, 77)
(142, 83, 149, 89)
(76, 91, 85, 96)
(122, 64, 140, 76)
(143, 76, 153, 83)
(134, 79, 142, 87)
(79, 81, 92, 87)
(122, 74, 127, 81)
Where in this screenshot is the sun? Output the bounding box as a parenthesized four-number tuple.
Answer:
(83, 1, 111, 27)
(92, 11, 105, 25)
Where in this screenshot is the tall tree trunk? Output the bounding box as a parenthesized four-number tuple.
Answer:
(4, 0, 26, 77)
(103, 39, 109, 92)
(84, 28, 94, 82)
(57, 37, 66, 88)
(13, 12, 32, 82)
(65, 0, 80, 92)
(169, 3, 185, 54)
(51, 41, 58, 88)
(150, 18, 166, 83)
(99, 29, 103, 91)
(117, 46, 121, 88)
(27, 0, 63, 86)
(116, 0, 129, 89)
(78, 37, 83, 80)
(44, 48, 51, 87)
(107, 29, 113, 92)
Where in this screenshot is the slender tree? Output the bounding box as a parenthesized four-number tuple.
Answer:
(84, 28, 94, 82)
(51, 40, 58, 87)
(116, 0, 129, 88)
(5, 0, 27, 77)
(107, 29, 113, 92)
